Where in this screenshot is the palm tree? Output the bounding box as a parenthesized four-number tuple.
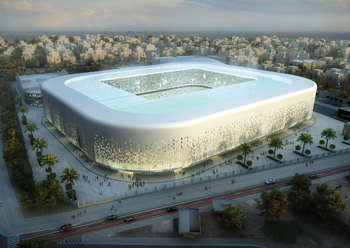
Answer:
(17, 105, 28, 119)
(15, 95, 24, 105)
(40, 154, 59, 174)
(24, 123, 38, 138)
(268, 137, 284, 158)
(61, 168, 80, 190)
(297, 133, 314, 155)
(239, 143, 253, 166)
(321, 128, 337, 149)
(32, 139, 48, 156)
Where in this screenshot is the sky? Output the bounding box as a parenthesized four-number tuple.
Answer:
(0, 0, 349, 33)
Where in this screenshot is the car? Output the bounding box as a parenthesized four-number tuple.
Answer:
(265, 179, 275, 185)
(309, 174, 318, 179)
(59, 224, 72, 232)
(124, 216, 136, 222)
(167, 207, 178, 212)
(106, 215, 117, 221)
(286, 180, 291, 185)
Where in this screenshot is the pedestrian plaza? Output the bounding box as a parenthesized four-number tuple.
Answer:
(17, 97, 350, 207)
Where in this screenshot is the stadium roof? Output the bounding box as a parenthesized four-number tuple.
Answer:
(42, 57, 316, 129)
(62, 58, 291, 114)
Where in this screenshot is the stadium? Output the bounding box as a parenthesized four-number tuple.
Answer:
(41, 57, 316, 173)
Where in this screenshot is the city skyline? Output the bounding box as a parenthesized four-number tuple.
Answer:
(0, 0, 349, 33)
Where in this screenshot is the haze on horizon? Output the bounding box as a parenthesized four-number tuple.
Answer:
(0, 0, 349, 33)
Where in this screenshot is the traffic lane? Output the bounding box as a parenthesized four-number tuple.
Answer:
(50, 244, 273, 248)
(47, 164, 350, 242)
(25, 164, 350, 242)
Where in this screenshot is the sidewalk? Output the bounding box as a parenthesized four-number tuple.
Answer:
(1, 87, 350, 236)
(0, 135, 349, 236)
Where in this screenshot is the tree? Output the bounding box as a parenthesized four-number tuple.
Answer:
(24, 123, 38, 138)
(61, 168, 80, 190)
(16, 237, 50, 248)
(313, 183, 347, 219)
(327, 88, 336, 102)
(40, 154, 59, 174)
(32, 139, 48, 156)
(339, 90, 348, 102)
(239, 143, 253, 166)
(268, 137, 284, 158)
(289, 173, 312, 210)
(37, 178, 64, 208)
(17, 105, 28, 118)
(297, 133, 313, 155)
(222, 204, 246, 229)
(15, 95, 24, 105)
(257, 188, 290, 220)
(20, 193, 37, 208)
(320, 128, 337, 149)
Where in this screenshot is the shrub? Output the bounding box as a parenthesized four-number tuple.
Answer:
(295, 145, 301, 151)
(268, 149, 274, 155)
(305, 149, 311, 155)
(344, 135, 349, 141)
(237, 155, 243, 160)
(246, 160, 252, 166)
(330, 144, 336, 150)
(277, 154, 283, 160)
(319, 140, 325, 146)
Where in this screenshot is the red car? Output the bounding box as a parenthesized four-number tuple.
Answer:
(308, 174, 318, 180)
(124, 217, 136, 222)
(59, 224, 73, 232)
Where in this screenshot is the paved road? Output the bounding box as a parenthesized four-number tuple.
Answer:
(19, 163, 350, 246)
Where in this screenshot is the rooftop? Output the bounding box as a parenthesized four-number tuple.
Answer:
(64, 59, 290, 114)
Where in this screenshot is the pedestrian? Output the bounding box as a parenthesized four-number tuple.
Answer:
(173, 197, 175, 200)
(231, 179, 234, 185)
(306, 163, 308, 167)
(97, 176, 99, 180)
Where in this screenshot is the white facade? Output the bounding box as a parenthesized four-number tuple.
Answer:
(41, 57, 316, 173)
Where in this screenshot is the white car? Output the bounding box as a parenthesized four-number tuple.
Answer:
(265, 179, 275, 185)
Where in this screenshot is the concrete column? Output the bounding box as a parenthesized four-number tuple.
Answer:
(155, 186, 157, 191)
(115, 194, 117, 199)
(191, 179, 193, 183)
(173, 182, 176, 187)
(224, 172, 227, 177)
(200, 177, 202, 182)
(94, 199, 96, 203)
(216, 174, 219, 178)
(164, 184, 166, 189)
(135, 190, 137, 195)
(104, 197, 106, 202)
(182, 181, 184, 185)
(83, 201, 85, 207)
